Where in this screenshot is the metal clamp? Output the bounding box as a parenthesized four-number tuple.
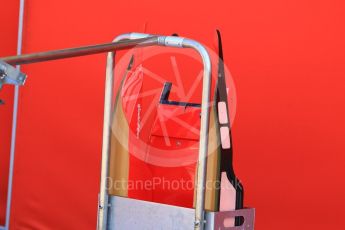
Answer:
(0, 60, 26, 89)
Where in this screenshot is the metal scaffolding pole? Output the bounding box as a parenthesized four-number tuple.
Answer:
(1, 37, 159, 66)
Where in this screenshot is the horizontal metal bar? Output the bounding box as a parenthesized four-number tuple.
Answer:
(0, 37, 158, 66)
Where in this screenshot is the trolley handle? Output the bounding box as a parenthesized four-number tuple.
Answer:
(98, 32, 211, 230)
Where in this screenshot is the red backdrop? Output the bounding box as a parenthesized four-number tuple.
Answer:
(5, 0, 345, 229)
(0, 0, 19, 225)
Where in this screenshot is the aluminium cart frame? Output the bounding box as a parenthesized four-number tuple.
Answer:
(0, 33, 255, 230)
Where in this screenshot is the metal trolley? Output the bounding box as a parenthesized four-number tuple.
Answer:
(0, 33, 255, 230)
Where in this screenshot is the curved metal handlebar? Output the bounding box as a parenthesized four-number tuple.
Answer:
(98, 33, 211, 230)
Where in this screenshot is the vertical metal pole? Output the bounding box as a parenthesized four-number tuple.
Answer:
(97, 33, 152, 230)
(5, 0, 25, 229)
(181, 39, 212, 230)
(157, 36, 212, 229)
(97, 51, 115, 230)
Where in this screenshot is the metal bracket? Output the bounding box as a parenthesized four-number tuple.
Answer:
(206, 208, 255, 230)
(0, 60, 27, 89)
(107, 196, 255, 230)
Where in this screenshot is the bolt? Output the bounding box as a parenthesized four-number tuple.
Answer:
(194, 221, 200, 227)
(18, 74, 26, 82)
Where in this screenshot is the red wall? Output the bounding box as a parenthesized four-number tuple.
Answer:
(0, 1, 19, 225)
(8, 0, 345, 229)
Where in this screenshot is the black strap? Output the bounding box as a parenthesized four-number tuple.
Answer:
(216, 30, 244, 224)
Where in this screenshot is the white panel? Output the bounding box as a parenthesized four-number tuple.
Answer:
(107, 196, 195, 230)
(217, 101, 228, 124)
(220, 127, 231, 149)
